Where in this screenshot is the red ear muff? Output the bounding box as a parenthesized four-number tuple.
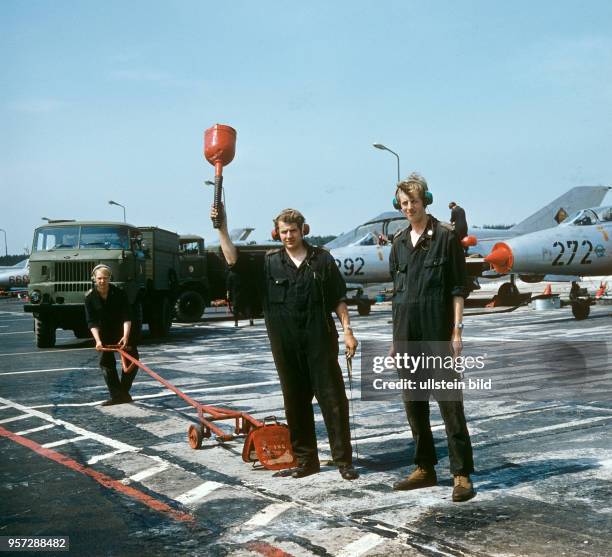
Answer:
(303, 223, 310, 236)
(271, 228, 279, 241)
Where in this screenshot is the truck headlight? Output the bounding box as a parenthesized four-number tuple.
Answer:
(30, 290, 42, 303)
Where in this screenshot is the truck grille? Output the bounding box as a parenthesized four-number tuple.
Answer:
(55, 261, 96, 282)
(54, 283, 91, 292)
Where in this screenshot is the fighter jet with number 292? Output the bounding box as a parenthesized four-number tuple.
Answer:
(485, 206, 612, 277)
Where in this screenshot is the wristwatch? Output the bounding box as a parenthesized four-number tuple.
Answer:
(454, 322, 464, 330)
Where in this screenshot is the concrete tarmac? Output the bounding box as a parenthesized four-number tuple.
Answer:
(1, 295, 611, 556)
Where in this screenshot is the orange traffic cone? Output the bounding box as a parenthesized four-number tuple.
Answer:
(543, 284, 552, 296)
(595, 282, 607, 299)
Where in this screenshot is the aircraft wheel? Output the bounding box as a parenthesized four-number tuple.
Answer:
(497, 282, 520, 298)
(188, 424, 203, 449)
(571, 301, 590, 320)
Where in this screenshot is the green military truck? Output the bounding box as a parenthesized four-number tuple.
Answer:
(175, 235, 210, 321)
(24, 221, 185, 348)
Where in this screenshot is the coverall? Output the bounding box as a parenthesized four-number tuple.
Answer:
(230, 243, 353, 468)
(85, 284, 139, 400)
(389, 216, 474, 475)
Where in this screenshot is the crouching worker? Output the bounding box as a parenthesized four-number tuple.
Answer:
(211, 205, 359, 480)
(85, 264, 139, 406)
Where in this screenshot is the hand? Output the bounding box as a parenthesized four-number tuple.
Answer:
(118, 335, 129, 348)
(95, 341, 104, 352)
(450, 333, 463, 358)
(344, 331, 358, 359)
(210, 203, 227, 230)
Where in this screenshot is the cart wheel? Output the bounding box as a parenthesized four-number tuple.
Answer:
(188, 424, 203, 449)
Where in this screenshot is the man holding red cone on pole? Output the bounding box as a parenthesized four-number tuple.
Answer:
(210, 204, 359, 480)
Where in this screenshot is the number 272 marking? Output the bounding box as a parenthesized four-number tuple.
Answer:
(552, 240, 593, 266)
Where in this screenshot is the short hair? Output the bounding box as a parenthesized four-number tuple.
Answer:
(91, 264, 112, 280)
(273, 208, 306, 230)
(449, 201, 457, 208)
(396, 172, 428, 203)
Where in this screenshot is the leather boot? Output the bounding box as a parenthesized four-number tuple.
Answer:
(452, 475, 475, 502)
(393, 466, 437, 491)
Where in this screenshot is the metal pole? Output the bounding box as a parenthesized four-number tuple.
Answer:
(373, 143, 401, 183)
(0, 228, 7, 256)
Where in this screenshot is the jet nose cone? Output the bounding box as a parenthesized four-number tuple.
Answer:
(485, 242, 514, 273)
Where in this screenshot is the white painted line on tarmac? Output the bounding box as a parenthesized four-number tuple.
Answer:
(0, 347, 93, 357)
(243, 502, 294, 528)
(42, 435, 88, 448)
(121, 462, 170, 485)
(87, 448, 134, 465)
(0, 405, 12, 410)
(0, 331, 32, 335)
(336, 533, 385, 557)
(0, 366, 94, 376)
(0, 397, 137, 452)
(15, 424, 55, 435)
(0, 414, 30, 424)
(473, 415, 612, 447)
(175, 481, 224, 506)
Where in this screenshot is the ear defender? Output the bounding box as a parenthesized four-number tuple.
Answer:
(393, 187, 434, 210)
(91, 264, 112, 281)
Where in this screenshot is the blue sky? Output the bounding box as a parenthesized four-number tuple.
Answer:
(2, 1, 611, 253)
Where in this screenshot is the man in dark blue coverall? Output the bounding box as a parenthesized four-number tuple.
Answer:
(211, 205, 359, 480)
(390, 173, 475, 502)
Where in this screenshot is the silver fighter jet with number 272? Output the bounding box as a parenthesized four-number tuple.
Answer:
(485, 206, 612, 278)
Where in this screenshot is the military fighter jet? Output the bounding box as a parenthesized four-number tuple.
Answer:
(485, 206, 612, 318)
(0, 259, 30, 294)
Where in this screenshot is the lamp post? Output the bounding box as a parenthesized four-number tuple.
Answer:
(0, 228, 7, 256)
(373, 143, 400, 183)
(108, 200, 126, 223)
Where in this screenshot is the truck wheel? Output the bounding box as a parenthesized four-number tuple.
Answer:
(357, 301, 371, 316)
(175, 291, 205, 322)
(149, 296, 171, 337)
(571, 300, 590, 320)
(73, 326, 92, 339)
(35, 318, 56, 348)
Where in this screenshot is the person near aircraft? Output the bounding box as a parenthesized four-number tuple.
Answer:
(210, 204, 359, 481)
(391, 173, 475, 502)
(449, 201, 468, 253)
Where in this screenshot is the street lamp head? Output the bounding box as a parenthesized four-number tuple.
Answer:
(108, 200, 118, 206)
(204, 180, 215, 186)
(372, 143, 387, 150)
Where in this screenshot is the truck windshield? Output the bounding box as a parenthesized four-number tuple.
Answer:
(33, 226, 130, 251)
(79, 226, 129, 249)
(34, 226, 80, 251)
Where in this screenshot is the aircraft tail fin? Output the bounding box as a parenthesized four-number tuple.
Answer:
(510, 186, 610, 234)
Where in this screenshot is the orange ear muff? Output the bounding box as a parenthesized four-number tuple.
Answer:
(271, 228, 279, 241)
(303, 223, 310, 236)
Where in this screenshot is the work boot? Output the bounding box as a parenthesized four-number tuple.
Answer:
(452, 475, 475, 502)
(273, 462, 320, 479)
(339, 465, 359, 480)
(393, 466, 437, 491)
